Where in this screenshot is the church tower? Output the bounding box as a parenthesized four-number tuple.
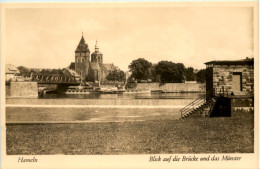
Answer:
(75, 35, 90, 80)
(91, 40, 103, 64)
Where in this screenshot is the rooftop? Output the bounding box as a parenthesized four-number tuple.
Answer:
(103, 63, 116, 71)
(5, 64, 20, 74)
(204, 57, 254, 66)
(75, 35, 90, 53)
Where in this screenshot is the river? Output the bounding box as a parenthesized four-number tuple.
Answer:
(6, 92, 204, 123)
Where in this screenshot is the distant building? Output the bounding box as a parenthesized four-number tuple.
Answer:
(5, 64, 20, 82)
(69, 35, 118, 82)
(205, 57, 254, 98)
(62, 68, 80, 81)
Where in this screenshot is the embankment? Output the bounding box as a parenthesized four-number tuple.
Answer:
(6, 82, 38, 98)
(134, 83, 205, 92)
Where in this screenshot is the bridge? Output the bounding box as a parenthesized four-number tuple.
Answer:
(29, 74, 80, 85)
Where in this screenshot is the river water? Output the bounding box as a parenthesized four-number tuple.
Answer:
(6, 92, 204, 123)
(40, 92, 203, 99)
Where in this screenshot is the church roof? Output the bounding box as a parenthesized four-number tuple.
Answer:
(75, 36, 90, 53)
(103, 64, 116, 71)
(90, 62, 101, 70)
(68, 62, 75, 70)
(63, 68, 80, 77)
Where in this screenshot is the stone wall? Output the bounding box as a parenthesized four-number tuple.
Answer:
(6, 82, 38, 98)
(212, 65, 254, 95)
(135, 83, 205, 92)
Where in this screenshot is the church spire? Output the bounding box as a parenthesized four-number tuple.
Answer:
(75, 34, 90, 53)
(91, 39, 103, 64)
(95, 40, 99, 52)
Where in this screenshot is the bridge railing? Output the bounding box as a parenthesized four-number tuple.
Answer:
(31, 74, 79, 84)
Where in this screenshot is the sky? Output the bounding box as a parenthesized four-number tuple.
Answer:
(5, 5, 253, 71)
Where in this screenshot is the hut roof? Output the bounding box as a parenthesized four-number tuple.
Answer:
(205, 58, 254, 66)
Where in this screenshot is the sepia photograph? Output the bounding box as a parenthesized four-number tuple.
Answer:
(1, 1, 258, 169)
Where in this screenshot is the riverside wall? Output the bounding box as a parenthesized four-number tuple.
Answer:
(6, 82, 38, 98)
(134, 83, 205, 92)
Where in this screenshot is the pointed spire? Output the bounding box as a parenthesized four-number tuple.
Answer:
(79, 32, 86, 45)
(79, 36, 85, 45)
(75, 33, 89, 52)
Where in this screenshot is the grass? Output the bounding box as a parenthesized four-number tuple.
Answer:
(6, 109, 254, 155)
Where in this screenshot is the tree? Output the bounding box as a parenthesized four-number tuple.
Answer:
(147, 64, 157, 82)
(176, 63, 185, 82)
(128, 58, 152, 81)
(106, 70, 126, 82)
(155, 61, 175, 83)
(184, 67, 195, 81)
(196, 69, 206, 83)
(17, 66, 29, 76)
(155, 61, 185, 83)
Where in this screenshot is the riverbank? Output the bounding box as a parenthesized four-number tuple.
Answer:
(134, 83, 205, 93)
(6, 93, 202, 106)
(6, 109, 253, 154)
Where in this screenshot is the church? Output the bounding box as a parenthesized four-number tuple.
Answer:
(69, 35, 118, 82)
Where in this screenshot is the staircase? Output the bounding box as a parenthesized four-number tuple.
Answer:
(180, 94, 217, 119)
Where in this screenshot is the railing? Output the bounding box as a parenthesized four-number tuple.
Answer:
(180, 86, 237, 118)
(180, 94, 206, 118)
(180, 90, 214, 118)
(36, 80, 79, 84)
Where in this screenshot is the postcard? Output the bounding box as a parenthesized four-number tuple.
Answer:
(1, 1, 259, 169)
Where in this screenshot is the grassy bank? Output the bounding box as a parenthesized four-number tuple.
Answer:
(6, 109, 253, 155)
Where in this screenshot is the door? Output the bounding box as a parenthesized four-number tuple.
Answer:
(232, 72, 242, 92)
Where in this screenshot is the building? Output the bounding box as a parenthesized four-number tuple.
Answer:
(70, 35, 117, 82)
(5, 64, 20, 82)
(205, 57, 254, 98)
(62, 68, 80, 81)
(180, 57, 254, 118)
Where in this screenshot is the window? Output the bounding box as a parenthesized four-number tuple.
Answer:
(82, 58, 85, 63)
(77, 57, 81, 63)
